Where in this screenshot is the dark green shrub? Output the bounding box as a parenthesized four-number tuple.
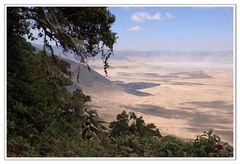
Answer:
(109, 111, 161, 138)
(193, 129, 233, 157)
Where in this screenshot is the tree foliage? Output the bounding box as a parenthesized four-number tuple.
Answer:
(192, 129, 233, 157)
(9, 7, 117, 74)
(109, 111, 162, 138)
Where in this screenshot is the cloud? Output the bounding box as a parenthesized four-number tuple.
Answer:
(131, 12, 175, 22)
(131, 12, 161, 22)
(128, 26, 143, 31)
(165, 12, 175, 19)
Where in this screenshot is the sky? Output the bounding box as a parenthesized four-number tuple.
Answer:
(108, 7, 233, 51)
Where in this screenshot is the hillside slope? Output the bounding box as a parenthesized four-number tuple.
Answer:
(66, 59, 126, 96)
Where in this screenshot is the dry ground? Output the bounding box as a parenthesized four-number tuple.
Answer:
(83, 58, 233, 145)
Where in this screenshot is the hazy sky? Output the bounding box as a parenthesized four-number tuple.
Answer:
(108, 7, 233, 51)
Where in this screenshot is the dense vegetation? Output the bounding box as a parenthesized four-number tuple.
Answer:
(7, 7, 233, 157)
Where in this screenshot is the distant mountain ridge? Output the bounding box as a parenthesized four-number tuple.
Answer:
(112, 50, 233, 64)
(33, 43, 233, 64)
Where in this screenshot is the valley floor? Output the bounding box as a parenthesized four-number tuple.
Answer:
(85, 59, 233, 145)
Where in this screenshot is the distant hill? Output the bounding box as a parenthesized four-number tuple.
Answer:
(65, 59, 124, 94)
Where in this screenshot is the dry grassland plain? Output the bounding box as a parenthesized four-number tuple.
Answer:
(76, 54, 233, 145)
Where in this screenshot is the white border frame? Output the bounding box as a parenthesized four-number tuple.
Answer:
(3, 3, 237, 161)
